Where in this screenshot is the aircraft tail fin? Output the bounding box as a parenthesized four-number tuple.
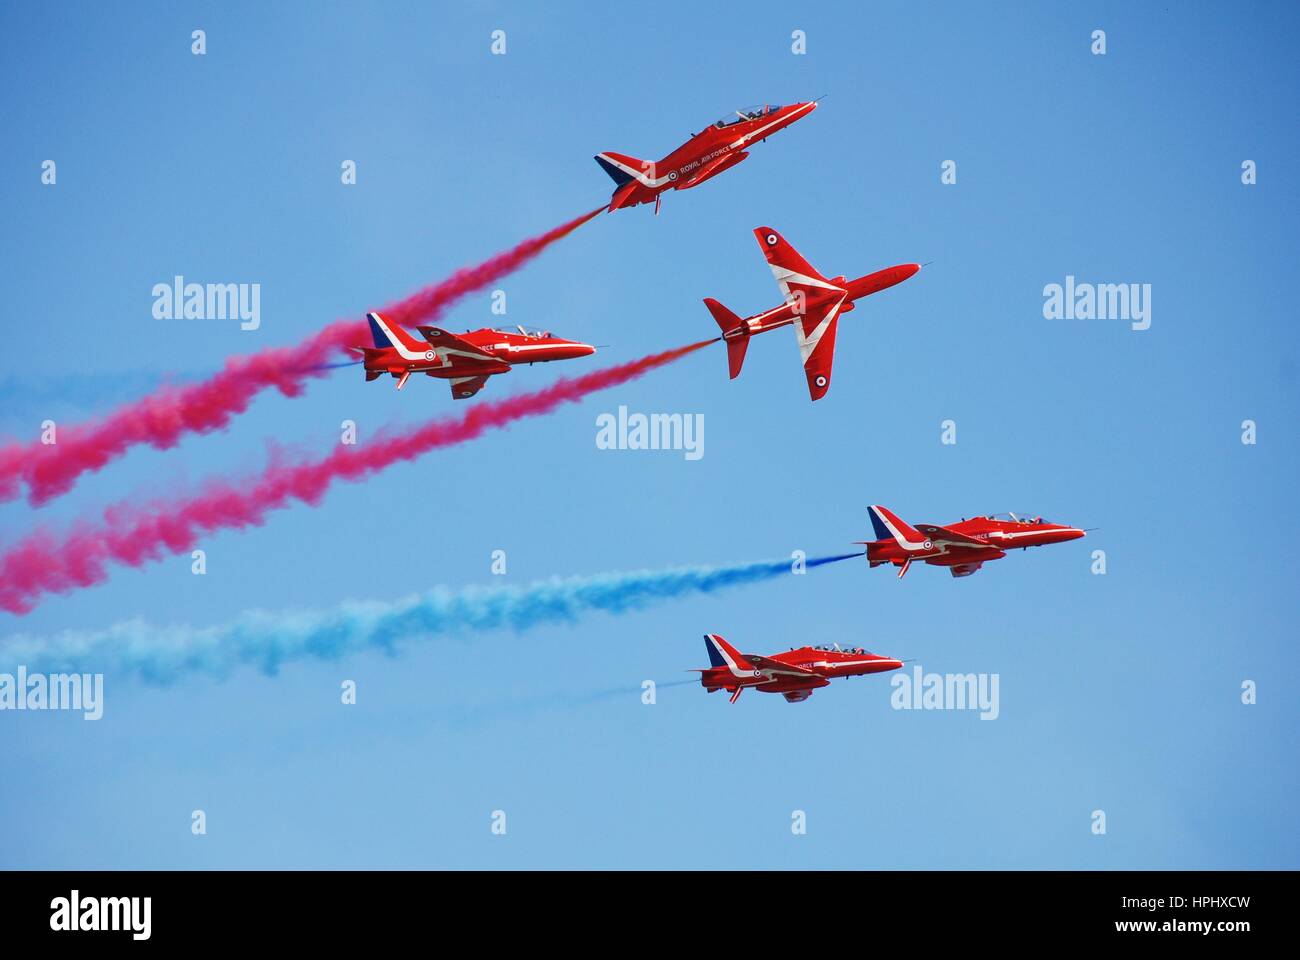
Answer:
(703, 299, 749, 379)
(868, 504, 929, 548)
(367, 314, 392, 349)
(594, 152, 645, 187)
(366, 311, 425, 354)
(703, 634, 754, 672)
(704, 298, 742, 334)
(597, 153, 657, 211)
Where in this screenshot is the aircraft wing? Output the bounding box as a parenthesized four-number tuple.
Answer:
(746, 654, 818, 678)
(416, 326, 497, 362)
(754, 225, 845, 305)
(679, 150, 747, 189)
(794, 294, 846, 401)
(448, 374, 491, 400)
(915, 524, 1003, 551)
(753, 227, 849, 402)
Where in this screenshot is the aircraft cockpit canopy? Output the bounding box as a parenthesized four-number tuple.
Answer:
(811, 644, 868, 655)
(713, 104, 781, 128)
(492, 325, 554, 339)
(983, 512, 1046, 524)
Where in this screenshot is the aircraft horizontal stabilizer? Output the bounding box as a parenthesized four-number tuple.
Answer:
(703, 298, 749, 379)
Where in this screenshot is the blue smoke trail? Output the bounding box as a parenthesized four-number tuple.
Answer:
(1, 553, 860, 685)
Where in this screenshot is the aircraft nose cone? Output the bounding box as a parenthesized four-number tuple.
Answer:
(578, 342, 597, 356)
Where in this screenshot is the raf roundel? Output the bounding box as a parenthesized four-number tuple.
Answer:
(815, 375, 827, 387)
(425, 350, 435, 361)
(668, 170, 678, 181)
(766, 233, 778, 246)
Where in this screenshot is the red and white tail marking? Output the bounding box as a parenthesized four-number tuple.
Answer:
(596, 152, 672, 189)
(368, 312, 432, 362)
(705, 633, 756, 676)
(869, 504, 932, 551)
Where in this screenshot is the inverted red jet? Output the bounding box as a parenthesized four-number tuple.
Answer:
(595, 102, 818, 214)
(862, 504, 1087, 579)
(696, 633, 903, 704)
(352, 312, 595, 399)
(704, 227, 921, 400)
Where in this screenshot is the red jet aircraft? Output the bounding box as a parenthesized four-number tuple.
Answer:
(595, 101, 818, 214)
(352, 311, 596, 399)
(704, 227, 921, 400)
(862, 504, 1087, 578)
(696, 633, 903, 704)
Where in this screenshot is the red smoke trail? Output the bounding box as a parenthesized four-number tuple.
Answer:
(0, 340, 713, 615)
(0, 206, 603, 507)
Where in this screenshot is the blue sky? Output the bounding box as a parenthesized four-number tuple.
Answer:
(1, 0, 1296, 869)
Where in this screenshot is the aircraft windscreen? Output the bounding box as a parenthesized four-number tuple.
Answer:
(713, 104, 781, 128)
(985, 512, 1046, 523)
